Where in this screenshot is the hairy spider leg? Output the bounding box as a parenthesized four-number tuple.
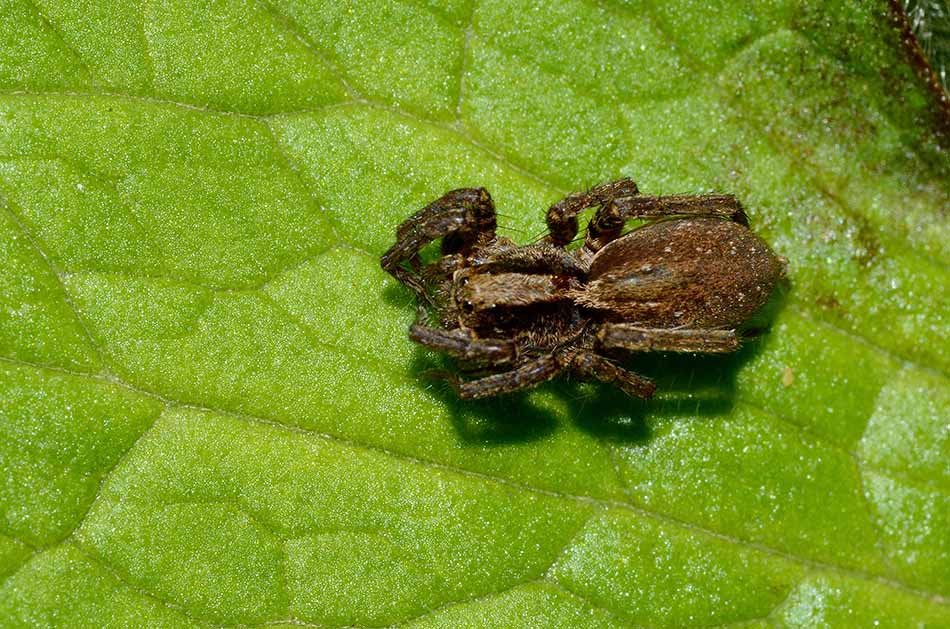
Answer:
(381, 188, 496, 297)
(598, 324, 739, 353)
(447, 355, 565, 399)
(544, 178, 640, 247)
(409, 324, 517, 364)
(585, 193, 749, 252)
(469, 242, 587, 276)
(570, 351, 656, 399)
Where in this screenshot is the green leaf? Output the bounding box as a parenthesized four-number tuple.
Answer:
(0, 0, 948, 626)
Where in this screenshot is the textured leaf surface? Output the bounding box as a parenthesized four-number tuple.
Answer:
(0, 0, 949, 626)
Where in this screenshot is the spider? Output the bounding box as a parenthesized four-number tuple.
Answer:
(381, 178, 785, 400)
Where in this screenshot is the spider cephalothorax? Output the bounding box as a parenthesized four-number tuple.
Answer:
(381, 179, 785, 399)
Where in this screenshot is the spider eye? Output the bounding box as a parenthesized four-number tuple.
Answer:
(462, 300, 474, 313)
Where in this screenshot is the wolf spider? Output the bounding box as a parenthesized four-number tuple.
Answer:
(381, 179, 784, 399)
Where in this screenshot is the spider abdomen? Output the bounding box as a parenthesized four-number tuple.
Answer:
(577, 218, 783, 328)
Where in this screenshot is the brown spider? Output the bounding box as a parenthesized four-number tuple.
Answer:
(381, 178, 785, 400)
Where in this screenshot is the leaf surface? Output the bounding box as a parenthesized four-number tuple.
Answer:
(0, 0, 948, 626)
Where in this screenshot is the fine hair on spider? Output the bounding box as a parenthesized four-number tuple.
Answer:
(381, 178, 786, 400)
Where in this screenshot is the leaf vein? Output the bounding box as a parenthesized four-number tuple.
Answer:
(0, 202, 113, 374)
(20, 0, 97, 86)
(68, 542, 216, 626)
(454, 0, 477, 122)
(252, 0, 363, 102)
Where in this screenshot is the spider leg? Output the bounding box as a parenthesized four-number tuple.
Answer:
(570, 351, 656, 399)
(443, 355, 565, 399)
(598, 324, 739, 354)
(471, 242, 587, 276)
(381, 188, 496, 296)
(585, 193, 748, 252)
(545, 178, 640, 247)
(409, 323, 517, 364)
